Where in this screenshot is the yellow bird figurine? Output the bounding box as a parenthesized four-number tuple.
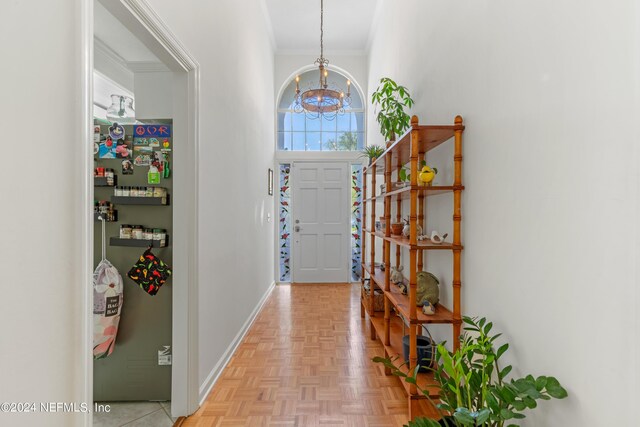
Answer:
(418, 166, 437, 186)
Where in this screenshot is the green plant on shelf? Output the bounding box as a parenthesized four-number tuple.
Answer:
(361, 145, 386, 164)
(371, 77, 414, 142)
(373, 316, 568, 427)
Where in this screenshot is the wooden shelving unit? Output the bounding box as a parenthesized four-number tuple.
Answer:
(360, 115, 464, 420)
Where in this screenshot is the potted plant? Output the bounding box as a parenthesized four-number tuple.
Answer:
(374, 316, 568, 427)
(361, 145, 386, 165)
(371, 77, 415, 148)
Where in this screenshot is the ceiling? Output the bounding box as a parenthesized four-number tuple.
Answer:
(264, 0, 381, 53)
(94, 1, 160, 63)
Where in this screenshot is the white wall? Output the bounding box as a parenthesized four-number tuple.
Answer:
(134, 71, 173, 119)
(0, 1, 88, 426)
(367, 1, 639, 426)
(145, 0, 276, 401)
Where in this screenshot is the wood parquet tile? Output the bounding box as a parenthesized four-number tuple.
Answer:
(181, 284, 410, 427)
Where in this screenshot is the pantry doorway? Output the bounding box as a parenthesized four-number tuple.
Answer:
(82, 0, 200, 423)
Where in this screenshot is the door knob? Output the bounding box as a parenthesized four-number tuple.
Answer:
(295, 225, 301, 232)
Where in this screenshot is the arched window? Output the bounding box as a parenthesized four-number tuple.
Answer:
(277, 69, 365, 151)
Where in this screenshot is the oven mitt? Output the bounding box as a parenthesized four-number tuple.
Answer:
(127, 248, 172, 296)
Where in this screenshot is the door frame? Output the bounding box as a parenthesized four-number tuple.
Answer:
(289, 160, 352, 283)
(80, 0, 200, 423)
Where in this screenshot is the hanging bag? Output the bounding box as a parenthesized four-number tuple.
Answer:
(93, 217, 124, 359)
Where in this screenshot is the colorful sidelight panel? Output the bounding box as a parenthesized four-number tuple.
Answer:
(279, 164, 291, 282)
(351, 164, 363, 281)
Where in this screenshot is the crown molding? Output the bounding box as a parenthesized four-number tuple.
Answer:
(127, 61, 170, 73)
(276, 49, 367, 57)
(94, 36, 129, 70)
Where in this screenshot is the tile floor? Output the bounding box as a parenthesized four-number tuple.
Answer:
(93, 401, 174, 426)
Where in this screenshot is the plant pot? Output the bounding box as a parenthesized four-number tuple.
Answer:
(390, 223, 403, 235)
(402, 335, 434, 373)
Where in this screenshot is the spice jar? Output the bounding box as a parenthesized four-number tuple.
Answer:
(143, 228, 153, 240)
(153, 228, 166, 247)
(145, 187, 153, 197)
(120, 225, 132, 239)
(131, 225, 143, 240)
(106, 169, 114, 186)
(122, 186, 130, 197)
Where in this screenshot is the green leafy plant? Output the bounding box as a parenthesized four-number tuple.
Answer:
(398, 161, 437, 182)
(361, 145, 386, 163)
(371, 77, 415, 141)
(374, 316, 568, 427)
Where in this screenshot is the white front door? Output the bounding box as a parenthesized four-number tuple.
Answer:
(292, 162, 350, 283)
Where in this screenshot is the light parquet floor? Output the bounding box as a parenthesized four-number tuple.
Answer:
(181, 283, 411, 427)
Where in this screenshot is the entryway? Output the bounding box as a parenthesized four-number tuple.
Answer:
(291, 162, 351, 283)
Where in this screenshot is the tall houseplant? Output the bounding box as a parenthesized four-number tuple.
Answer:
(371, 77, 415, 146)
(374, 316, 568, 427)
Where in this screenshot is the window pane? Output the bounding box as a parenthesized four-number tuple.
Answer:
(337, 113, 351, 132)
(321, 114, 337, 133)
(277, 132, 285, 150)
(356, 132, 365, 150)
(306, 132, 321, 151)
(292, 132, 305, 151)
(305, 116, 321, 132)
(292, 113, 305, 131)
(335, 132, 359, 151)
(352, 112, 364, 132)
(278, 112, 288, 132)
(279, 132, 292, 150)
(322, 132, 338, 151)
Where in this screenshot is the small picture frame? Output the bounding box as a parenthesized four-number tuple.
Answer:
(268, 168, 274, 196)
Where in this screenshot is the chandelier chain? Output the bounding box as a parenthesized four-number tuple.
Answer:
(320, 0, 324, 61)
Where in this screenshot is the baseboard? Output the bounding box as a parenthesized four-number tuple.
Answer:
(198, 281, 276, 405)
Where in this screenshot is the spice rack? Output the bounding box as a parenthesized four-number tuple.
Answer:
(111, 186, 170, 206)
(111, 195, 170, 206)
(110, 236, 170, 248)
(361, 115, 465, 420)
(94, 176, 118, 187)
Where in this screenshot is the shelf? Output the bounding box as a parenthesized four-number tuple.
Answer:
(94, 176, 117, 187)
(94, 212, 118, 222)
(111, 195, 170, 206)
(364, 229, 462, 251)
(370, 315, 440, 398)
(110, 236, 170, 248)
(363, 263, 454, 325)
(384, 185, 464, 199)
(364, 123, 464, 175)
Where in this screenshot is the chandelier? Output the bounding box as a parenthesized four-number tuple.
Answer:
(293, 0, 351, 120)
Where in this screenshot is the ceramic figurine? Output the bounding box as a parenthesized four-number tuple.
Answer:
(422, 302, 436, 315)
(418, 165, 438, 186)
(402, 217, 422, 238)
(430, 231, 449, 244)
(397, 283, 407, 295)
(416, 271, 439, 306)
(390, 266, 404, 284)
